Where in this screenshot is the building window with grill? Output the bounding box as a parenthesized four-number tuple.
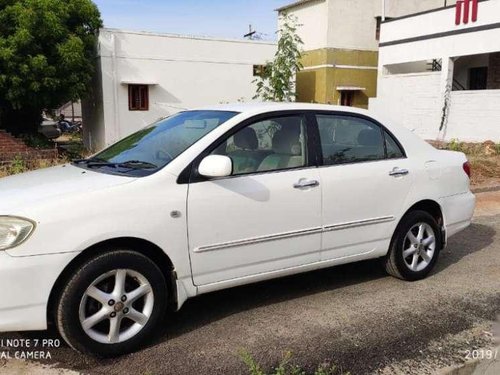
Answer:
(128, 84, 149, 111)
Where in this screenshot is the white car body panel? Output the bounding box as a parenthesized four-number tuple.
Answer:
(319, 158, 414, 261)
(188, 168, 322, 286)
(0, 103, 475, 332)
(0, 251, 77, 331)
(0, 164, 134, 212)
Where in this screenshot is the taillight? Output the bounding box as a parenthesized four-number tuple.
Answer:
(463, 161, 471, 178)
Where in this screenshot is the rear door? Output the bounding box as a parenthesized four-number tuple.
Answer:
(314, 112, 413, 260)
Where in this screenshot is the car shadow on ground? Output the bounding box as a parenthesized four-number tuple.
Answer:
(149, 221, 495, 346)
(433, 222, 495, 273)
(1, 222, 494, 366)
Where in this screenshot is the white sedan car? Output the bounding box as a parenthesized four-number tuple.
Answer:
(0, 103, 475, 356)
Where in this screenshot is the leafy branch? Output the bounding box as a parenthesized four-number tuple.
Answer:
(253, 13, 304, 102)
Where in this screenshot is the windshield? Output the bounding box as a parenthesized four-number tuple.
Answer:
(74, 110, 238, 176)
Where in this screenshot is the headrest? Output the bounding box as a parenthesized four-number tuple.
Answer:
(357, 129, 382, 147)
(272, 129, 301, 155)
(234, 127, 258, 150)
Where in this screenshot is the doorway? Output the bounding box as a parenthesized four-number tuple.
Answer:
(340, 91, 354, 106)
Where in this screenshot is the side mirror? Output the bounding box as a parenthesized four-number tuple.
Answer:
(198, 155, 232, 178)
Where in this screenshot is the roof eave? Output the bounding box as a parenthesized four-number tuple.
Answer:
(275, 0, 325, 12)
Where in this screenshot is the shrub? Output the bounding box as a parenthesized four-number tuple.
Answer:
(240, 351, 349, 375)
(448, 139, 464, 152)
(8, 155, 28, 174)
(0, 155, 68, 177)
(19, 133, 55, 149)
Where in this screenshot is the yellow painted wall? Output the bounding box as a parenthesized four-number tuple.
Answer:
(297, 68, 329, 103)
(297, 48, 379, 108)
(325, 49, 378, 67)
(330, 68, 378, 108)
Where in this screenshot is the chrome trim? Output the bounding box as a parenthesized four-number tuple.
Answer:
(323, 216, 395, 232)
(194, 227, 323, 253)
(194, 216, 395, 253)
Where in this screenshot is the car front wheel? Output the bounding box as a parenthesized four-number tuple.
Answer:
(56, 249, 167, 357)
(384, 210, 442, 281)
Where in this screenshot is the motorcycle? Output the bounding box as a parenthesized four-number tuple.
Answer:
(57, 116, 82, 134)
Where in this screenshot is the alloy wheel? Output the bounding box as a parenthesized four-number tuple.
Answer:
(78, 269, 155, 344)
(402, 222, 436, 272)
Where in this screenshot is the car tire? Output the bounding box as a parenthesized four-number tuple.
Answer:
(384, 210, 442, 281)
(55, 249, 167, 357)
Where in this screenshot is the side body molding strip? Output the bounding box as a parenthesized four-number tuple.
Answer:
(323, 216, 395, 232)
(193, 216, 395, 253)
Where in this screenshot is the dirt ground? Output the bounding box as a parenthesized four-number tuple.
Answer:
(469, 155, 500, 190)
(475, 190, 500, 216)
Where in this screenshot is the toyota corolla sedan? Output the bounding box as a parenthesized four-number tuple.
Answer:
(0, 103, 475, 356)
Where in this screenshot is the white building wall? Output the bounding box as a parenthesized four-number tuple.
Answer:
(282, 0, 453, 52)
(370, 72, 442, 140)
(327, 0, 379, 51)
(279, 0, 329, 51)
(325, 0, 454, 51)
(446, 91, 500, 141)
(385, 0, 457, 18)
(84, 29, 276, 150)
(370, 0, 500, 141)
(379, 0, 500, 64)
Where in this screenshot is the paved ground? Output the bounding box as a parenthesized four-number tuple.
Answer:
(1, 193, 500, 375)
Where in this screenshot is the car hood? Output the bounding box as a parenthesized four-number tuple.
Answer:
(0, 164, 136, 212)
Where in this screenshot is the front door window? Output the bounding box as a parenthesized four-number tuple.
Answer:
(211, 115, 308, 175)
(187, 113, 321, 286)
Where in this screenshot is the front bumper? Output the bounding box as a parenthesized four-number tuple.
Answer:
(0, 251, 77, 332)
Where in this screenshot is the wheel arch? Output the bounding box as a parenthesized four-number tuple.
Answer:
(404, 199, 444, 226)
(397, 199, 445, 246)
(46, 237, 177, 326)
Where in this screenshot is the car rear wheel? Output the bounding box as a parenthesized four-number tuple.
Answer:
(384, 210, 442, 281)
(56, 249, 167, 357)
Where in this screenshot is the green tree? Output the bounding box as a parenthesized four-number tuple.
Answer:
(254, 13, 303, 102)
(0, 0, 102, 133)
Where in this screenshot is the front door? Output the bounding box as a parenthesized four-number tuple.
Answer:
(315, 113, 413, 260)
(187, 114, 322, 286)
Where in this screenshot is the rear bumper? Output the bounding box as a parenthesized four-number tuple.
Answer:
(439, 191, 476, 241)
(0, 251, 77, 332)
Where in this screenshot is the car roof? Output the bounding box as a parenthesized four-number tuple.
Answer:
(195, 102, 373, 117)
(193, 102, 434, 155)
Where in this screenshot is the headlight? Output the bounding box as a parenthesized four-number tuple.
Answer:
(0, 216, 35, 250)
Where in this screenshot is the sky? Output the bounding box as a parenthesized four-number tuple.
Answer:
(92, 0, 292, 41)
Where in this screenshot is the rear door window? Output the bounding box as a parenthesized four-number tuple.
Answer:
(316, 114, 385, 165)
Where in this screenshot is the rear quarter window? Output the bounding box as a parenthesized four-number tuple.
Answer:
(385, 131, 405, 159)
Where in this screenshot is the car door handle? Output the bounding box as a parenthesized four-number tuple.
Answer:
(293, 179, 320, 189)
(389, 167, 409, 177)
